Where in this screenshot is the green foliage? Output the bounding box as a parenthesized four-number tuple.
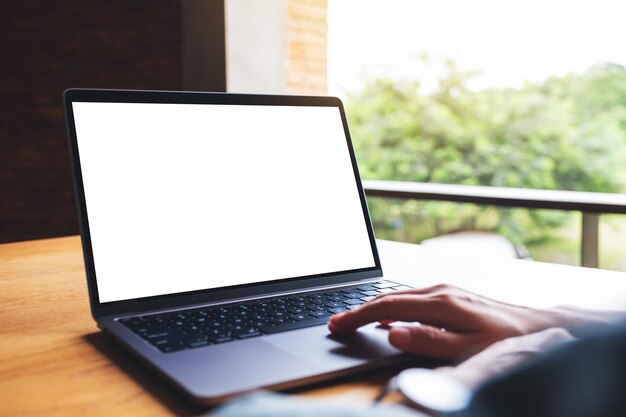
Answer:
(347, 59, 626, 245)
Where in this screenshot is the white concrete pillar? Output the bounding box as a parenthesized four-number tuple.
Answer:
(224, 0, 287, 93)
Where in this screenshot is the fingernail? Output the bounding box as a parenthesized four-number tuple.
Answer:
(390, 327, 412, 346)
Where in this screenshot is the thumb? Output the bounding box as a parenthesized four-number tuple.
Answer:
(389, 325, 468, 360)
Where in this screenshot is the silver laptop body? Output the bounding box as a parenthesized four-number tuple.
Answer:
(64, 89, 418, 405)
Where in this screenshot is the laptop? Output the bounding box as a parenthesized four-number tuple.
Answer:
(63, 89, 416, 405)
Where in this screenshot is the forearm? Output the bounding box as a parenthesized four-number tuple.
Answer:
(546, 306, 626, 337)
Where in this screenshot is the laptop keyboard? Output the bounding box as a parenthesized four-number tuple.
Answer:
(119, 280, 411, 353)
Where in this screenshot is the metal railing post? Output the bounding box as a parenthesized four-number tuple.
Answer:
(581, 212, 600, 268)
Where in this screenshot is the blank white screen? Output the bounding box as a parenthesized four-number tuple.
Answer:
(72, 102, 376, 303)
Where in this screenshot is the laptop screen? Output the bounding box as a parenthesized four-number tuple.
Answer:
(71, 100, 376, 303)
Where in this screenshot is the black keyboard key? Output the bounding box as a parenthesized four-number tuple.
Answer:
(145, 320, 169, 329)
(344, 299, 364, 306)
(146, 331, 170, 339)
(183, 325, 203, 333)
(149, 336, 171, 347)
(327, 307, 347, 314)
(270, 317, 296, 325)
(325, 302, 345, 308)
(229, 325, 246, 333)
(361, 290, 380, 297)
(343, 293, 364, 299)
(120, 317, 143, 326)
(141, 315, 160, 323)
(210, 336, 234, 344)
(181, 331, 205, 340)
(233, 327, 259, 338)
(121, 319, 150, 334)
(161, 343, 186, 353)
(236, 331, 262, 340)
(186, 337, 210, 348)
(309, 310, 331, 318)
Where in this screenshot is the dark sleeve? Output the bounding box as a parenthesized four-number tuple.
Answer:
(466, 320, 626, 417)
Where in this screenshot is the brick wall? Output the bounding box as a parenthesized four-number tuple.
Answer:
(0, 0, 324, 243)
(285, 0, 328, 95)
(0, 0, 182, 242)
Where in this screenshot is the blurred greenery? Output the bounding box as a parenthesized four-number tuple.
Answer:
(346, 58, 626, 249)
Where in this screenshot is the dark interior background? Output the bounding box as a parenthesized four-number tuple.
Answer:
(0, 0, 226, 243)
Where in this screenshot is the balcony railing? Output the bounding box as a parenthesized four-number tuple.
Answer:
(362, 180, 626, 268)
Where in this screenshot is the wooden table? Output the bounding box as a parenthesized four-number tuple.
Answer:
(2, 236, 626, 417)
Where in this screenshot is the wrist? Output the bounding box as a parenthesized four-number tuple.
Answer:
(517, 306, 570, 334)
(545, 306, 626, 336)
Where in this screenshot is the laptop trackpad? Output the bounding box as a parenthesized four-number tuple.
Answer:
(264, 323, 404, 371)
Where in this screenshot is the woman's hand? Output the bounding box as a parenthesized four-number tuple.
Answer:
(328, 284, 565, 361)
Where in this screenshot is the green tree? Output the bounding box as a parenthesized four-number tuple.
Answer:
(347, 58, 626, 246)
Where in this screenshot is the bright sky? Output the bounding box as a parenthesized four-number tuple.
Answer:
(328, 0, 626, 97)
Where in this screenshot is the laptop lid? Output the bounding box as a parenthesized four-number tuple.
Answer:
(63, 89, 382, 318)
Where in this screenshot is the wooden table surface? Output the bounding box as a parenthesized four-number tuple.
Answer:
(2, 236, 626, 417)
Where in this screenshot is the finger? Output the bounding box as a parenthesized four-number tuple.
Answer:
(388, 325, 470, 360)
(328, 294, 462, 334)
